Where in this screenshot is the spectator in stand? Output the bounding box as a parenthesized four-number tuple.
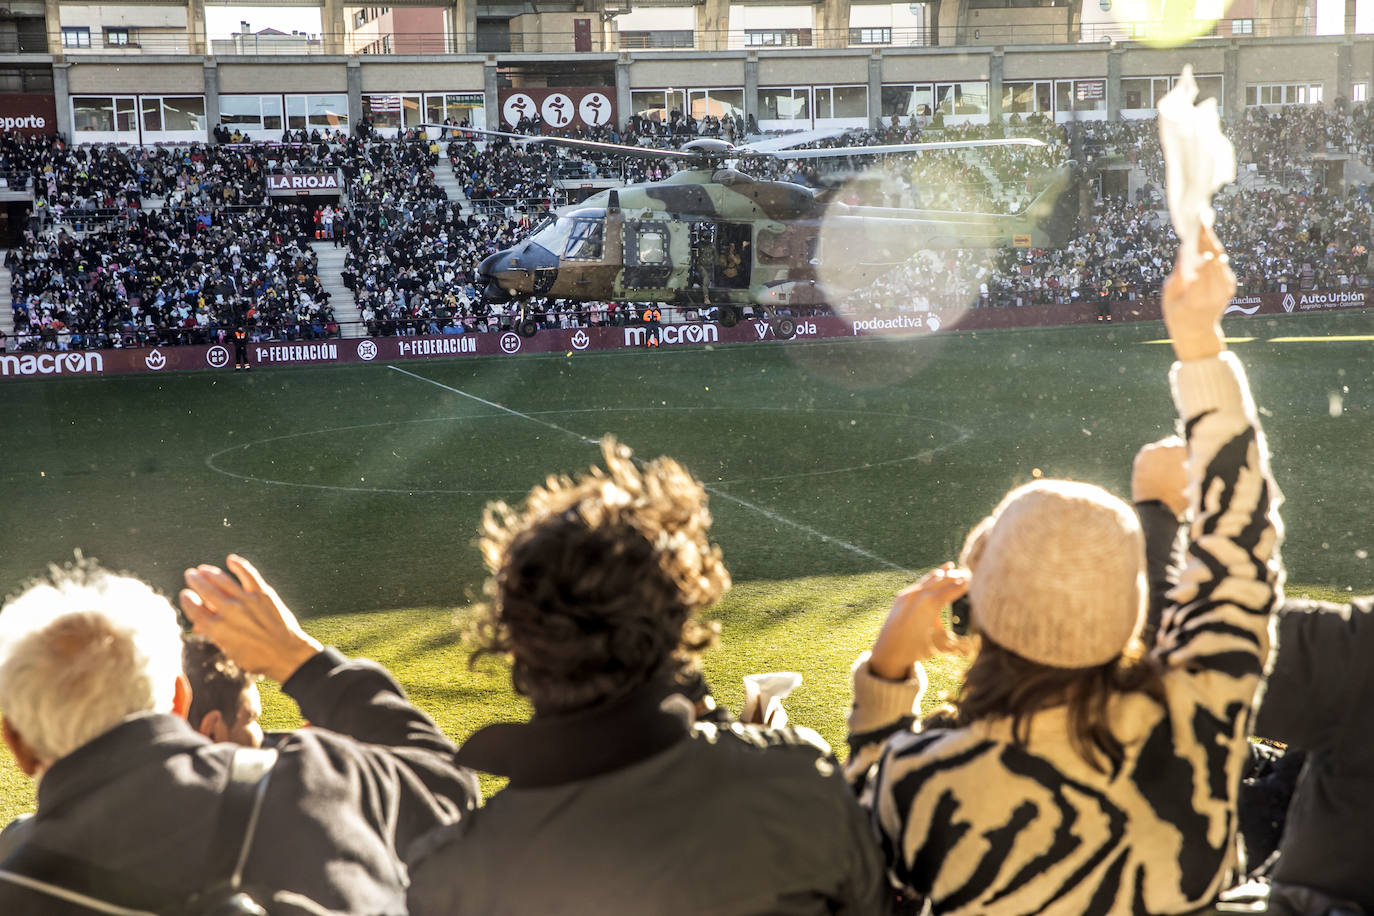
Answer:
(845, 229, 1283, 913)
(0, 554, 478, 912)
(408, 437, 886, 915)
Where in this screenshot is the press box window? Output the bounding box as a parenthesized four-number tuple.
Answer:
(849, 27, 892, 44)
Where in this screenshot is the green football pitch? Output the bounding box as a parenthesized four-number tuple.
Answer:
(0, 310, 1371, 817)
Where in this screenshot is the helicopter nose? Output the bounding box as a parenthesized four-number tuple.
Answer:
(479, 243, 560, 299)
(478, 251, 505, 285)
(476, 252, 508, 301)
(478, 249, 523, 299)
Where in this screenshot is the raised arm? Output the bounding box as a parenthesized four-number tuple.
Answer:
(181, 556, 478, 828)
(1132, 437, 1189, 644)
(843, 565, 968, 788)
(1154, 231, 1283, 704)
(1130, 437, 1364, 752)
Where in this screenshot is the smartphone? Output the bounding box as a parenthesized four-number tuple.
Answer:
(949, 595, 972, 636)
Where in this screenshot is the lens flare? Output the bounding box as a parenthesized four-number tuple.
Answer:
(1102, 0, 1224, 48)
(783, 142, 1074, 386)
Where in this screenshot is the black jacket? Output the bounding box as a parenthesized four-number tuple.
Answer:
(407, 683, 887, 915)
(0, 647, 479, 914)
(1138, 502, 1374, 911)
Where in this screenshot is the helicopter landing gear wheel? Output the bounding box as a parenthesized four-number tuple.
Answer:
(718, 306, 742, 328)
(772, 317, 796, 339)
(517, 317, 540, 338)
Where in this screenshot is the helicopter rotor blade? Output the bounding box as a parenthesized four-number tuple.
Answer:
(767, 138, 1047, 160)
(419, 123, 697, 160)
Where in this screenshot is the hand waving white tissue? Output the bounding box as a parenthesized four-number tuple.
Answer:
(1158, 65, 1236, 282)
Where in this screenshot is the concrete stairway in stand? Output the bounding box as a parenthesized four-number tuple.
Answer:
(311, 241, 363, 338)
(434, 165, 467, 208)
(0, 265, 13, 347)
(1342, 153, 1374, 188)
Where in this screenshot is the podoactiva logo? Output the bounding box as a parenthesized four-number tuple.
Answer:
(144, 349, 167, 371)
(206, 345, 230, 368)
(500, 332, 522, 354)
(357, 340, 379, 361)
(623, 324, 719, 347)
(0, 352, 103, 377)
(571, 330, 591, 350)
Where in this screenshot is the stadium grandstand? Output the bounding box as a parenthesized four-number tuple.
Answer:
(0, 0, 1360, 351)
(7, 101, 1374, 349)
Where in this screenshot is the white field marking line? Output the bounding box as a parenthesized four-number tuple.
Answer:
(388, 365, 600, 445)
(201, 406, 969, 496)
(204, 414, 530, 495)
(519, 406, 974, 485)
(704, 487, 912, 573)
(389, 365, 915, 574)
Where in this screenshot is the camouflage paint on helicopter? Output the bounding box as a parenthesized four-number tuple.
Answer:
(481, 163, 1074, 318)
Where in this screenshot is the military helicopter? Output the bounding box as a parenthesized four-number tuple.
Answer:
(430, 125, 1077, 338)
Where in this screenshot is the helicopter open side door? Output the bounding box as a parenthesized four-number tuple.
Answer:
(713, 223, 752, 290)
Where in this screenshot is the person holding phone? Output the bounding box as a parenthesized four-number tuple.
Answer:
(845, 229, 1283, 914)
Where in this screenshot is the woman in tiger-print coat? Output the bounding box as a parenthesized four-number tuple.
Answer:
(846, 232, 1282, 915)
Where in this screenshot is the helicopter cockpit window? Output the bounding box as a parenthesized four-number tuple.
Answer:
(564, 219, 604, 260)
(530, 217, 574, 256)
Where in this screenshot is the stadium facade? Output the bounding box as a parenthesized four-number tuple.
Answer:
(0, 0, 1349, 146)
(0, 36, 1351, 145)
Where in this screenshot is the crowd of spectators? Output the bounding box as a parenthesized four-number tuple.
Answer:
(9, 100, 1374, 350)
(849, 175, 1374, 313)
(841, 108, 1374, 312)
(7, 204, 333, 350)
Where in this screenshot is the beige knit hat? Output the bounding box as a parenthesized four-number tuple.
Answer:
(958, 479, 1146, 669)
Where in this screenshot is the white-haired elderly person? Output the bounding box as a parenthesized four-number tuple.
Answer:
(845, 227, 1284, 915)
(0, 554, 477, 914)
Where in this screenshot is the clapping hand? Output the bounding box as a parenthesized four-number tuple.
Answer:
(1132, 436, 1189, 518)
(180, 555, 323, 684)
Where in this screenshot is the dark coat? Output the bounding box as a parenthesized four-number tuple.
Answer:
(0, 648, 479, 914)
(1254, 596, 1374, 911)
(407, 684, 887, 916)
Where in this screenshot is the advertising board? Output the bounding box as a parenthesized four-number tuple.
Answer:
(4, 287, 1370, 381)
(0, 94, 57, 137)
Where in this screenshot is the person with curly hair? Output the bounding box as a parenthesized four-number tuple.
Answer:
(408, 437, 886, 916)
